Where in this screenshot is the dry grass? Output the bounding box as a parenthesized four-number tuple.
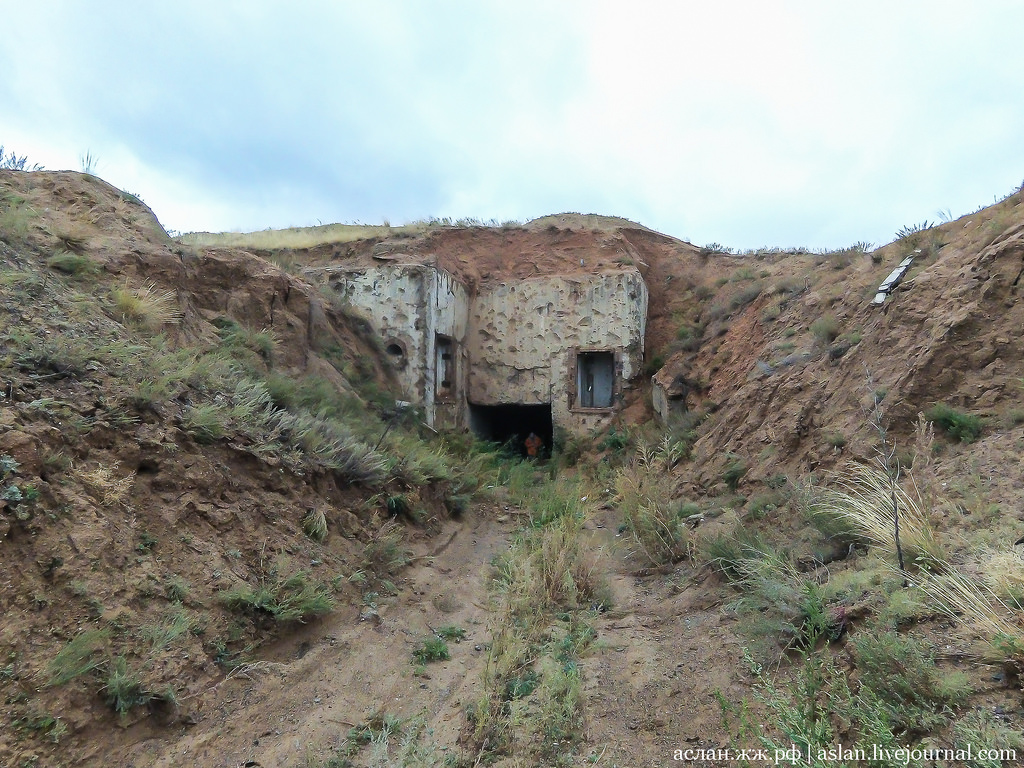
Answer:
(978, 547, 1024, 605)
(495, 511, 605, 615)
(302, 508, 328, 542)
(111, 281, 181, 330)
(78, 462, 135, 507)
(177, 221, 434, 250)
(810, 462, 945, 568)
(362, 519, 410, 576)
(917, 567, 1024, 664)
(615, 439, 691, 565)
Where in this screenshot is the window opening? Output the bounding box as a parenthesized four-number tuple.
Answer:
(577, 351, 614, 408)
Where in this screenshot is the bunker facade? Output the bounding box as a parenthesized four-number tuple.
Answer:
(324, 257, 648, 446)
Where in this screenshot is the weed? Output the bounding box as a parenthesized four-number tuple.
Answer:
(102, 656, 151, 715)
(701, 528, 773, 584)
(412, 636, 450, 664)
(917, 569, 1024, 666)
(615, 440, 691, 565)
(141, 607, 192, 652)
(435, 625, 466, 642)
(600, 426, 631, 455)
(952, 710, 1024, 764)
(165, 577, 189, 603)
(45, 251, 96, 276)
(182, 403, 228, 444)
(362, 519, 410, 576)
(808, 463, 944, 569)
(0, 145, 43, 170)
(722, 454, 747, 492)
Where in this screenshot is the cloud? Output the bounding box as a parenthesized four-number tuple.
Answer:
(1, 1, 1023, 247)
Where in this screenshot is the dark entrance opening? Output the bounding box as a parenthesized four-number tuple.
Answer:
(469, 403, 553, 457)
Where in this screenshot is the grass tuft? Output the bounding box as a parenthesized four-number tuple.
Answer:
(809, 463, 945, 569)
(111, 281, 182, 329)
(44, 629, 110, 687)
(302, 508, 328, 542)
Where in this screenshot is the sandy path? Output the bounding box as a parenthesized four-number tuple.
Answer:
(109, 509, 514, 767)
(578, 509, 751, 768)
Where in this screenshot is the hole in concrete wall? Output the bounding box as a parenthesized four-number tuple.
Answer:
(469, 403, 553, 456)
(384, 339, 407, 367)
(577, 351, 615, 408)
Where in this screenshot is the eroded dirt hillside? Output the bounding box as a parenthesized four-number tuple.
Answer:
(0, 171, 487, 767)
(4, 169, 1024, 768)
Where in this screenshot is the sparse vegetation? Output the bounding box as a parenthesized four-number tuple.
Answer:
(4, 159, 1024, 767)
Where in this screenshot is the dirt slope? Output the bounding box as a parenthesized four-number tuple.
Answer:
(3, 169, 1024, 767)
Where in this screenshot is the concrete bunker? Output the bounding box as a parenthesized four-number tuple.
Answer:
(321, 254, 647, 438)
(468, 402, 553, 455)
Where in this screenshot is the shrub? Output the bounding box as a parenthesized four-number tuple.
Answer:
(729, 283, 762, 311)
(925, 403, 983, 443)
(851, 630, 971, 731)
(600, 426, 631, 454)
(810, 314, 840, 344)
(644, 354, 665, 376)
(825, 431, 847, 449)
(729, 550, 843, 651)
(722, 454, 747, 492)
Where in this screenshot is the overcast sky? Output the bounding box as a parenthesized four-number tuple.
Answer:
(2, 1, 1023, 250)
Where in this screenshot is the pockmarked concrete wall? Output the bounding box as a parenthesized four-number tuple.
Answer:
(425, 268, 470, 429)
(467, 269, 647, 429)
(325, 264, 469, 428)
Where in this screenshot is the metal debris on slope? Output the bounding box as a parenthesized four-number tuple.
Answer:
(871, 251, 917, 305)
